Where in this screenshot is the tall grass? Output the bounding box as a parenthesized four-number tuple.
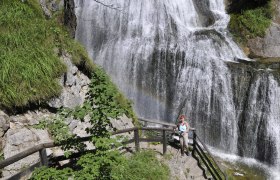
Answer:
(0, 0, 94, 110)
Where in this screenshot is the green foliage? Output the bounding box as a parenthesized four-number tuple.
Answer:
(65, 67, 137, 139)
(0, 0, 94, 110)
(229, 0, 274, 43)
(76, 142, 125, 180)
(30, 166, 73, 180)
(111, 150, 170, 180)
(31, 151, 169, 180)
(34, 115, 86, 157)
(34, 117, 73, 143)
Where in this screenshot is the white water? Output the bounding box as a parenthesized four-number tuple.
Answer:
(74, 0, 280, 177)
(210, 147, 280, 180)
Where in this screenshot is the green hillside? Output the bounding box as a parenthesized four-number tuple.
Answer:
(0, 0, 93, 110)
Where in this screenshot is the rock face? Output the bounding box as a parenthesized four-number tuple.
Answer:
(248, 23, 280, 58)
(39, 0, 64, 18)
(48, 53, 90, 109)
(38, 0, 77, 37)
(0, 111, 10, 150)
(0, 111, 10, 137)
(64, 0, 77, 38)
(1, 111, 52, 178)
(247, 0, 280, 58)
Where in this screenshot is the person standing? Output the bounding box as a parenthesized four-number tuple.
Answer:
(177, 115, 190, 156)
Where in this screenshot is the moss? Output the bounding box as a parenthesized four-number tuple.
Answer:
(0, 0, 94, 110)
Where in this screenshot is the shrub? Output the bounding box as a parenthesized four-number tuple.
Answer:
(111, 150, 170, 180)
(229, 0, 274, 43)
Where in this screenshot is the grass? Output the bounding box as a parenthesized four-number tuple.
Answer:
(111, 150, 170, 180)
(228, 0, 274, 44)
(0, 0, 94, 110)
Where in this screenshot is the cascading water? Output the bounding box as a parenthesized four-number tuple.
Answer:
(74, 0, 280, 177)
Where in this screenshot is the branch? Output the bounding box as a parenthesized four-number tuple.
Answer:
(92, 0, 122, 11)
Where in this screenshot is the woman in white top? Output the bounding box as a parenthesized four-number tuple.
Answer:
(177, 115, 190, 156)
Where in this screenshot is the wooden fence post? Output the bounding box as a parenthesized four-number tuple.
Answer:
(134, 128, 140, 152)
(144, 121, 148, 127)
(162, 130, 167, 155)
(39, 148, 48, 167)
(192, 130, 196, 156)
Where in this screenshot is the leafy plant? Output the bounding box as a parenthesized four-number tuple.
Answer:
(64, 67, 137, 139)
(34, 115, 86, 154)
(30, 167, 73, 180)
(228, 0, 274, 44)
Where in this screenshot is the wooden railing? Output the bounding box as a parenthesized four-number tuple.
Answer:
(0, 126, 174, 179)
(0, 118, 227, 180)
(138, 117, 227, 180)
(193, 131, 227, 180)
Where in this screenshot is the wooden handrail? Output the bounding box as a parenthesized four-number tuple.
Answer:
(138, 117, 196, 131)
(195, 135, 226, 179)
(193, 131, 226, 180)
(138, 117, 177, 127)
(195, 140, 221, 179)
(0, 142, 54, 169)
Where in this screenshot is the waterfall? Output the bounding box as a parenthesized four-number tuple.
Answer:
(74, 0, 280, 176)
(238, 73, 280, 172)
